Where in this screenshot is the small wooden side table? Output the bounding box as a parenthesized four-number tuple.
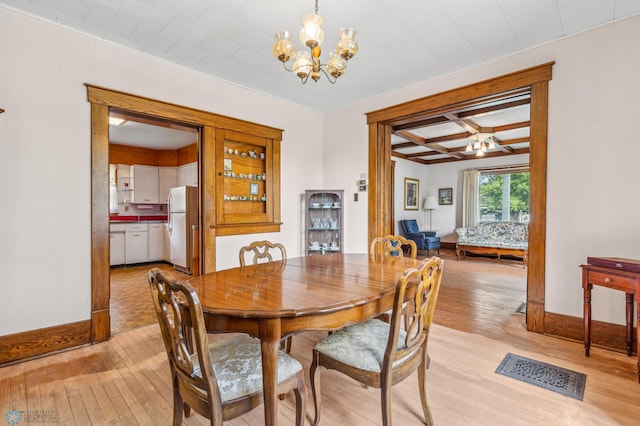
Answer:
(581, 259, 640, 383)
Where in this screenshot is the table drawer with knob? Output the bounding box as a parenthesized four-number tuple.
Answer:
(586, 270, 635, 292)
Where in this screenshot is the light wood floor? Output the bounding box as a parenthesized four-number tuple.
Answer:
(3, 250, 640, 425)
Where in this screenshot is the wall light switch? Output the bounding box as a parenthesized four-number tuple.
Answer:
(354, 193, 358, 202)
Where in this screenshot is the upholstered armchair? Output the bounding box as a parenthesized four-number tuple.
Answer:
(399, 219, 441, 256)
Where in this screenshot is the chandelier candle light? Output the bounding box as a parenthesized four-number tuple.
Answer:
(272, 0, 358, 84)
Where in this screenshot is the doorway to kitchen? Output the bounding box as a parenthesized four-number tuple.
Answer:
(108, 109, 200, 334)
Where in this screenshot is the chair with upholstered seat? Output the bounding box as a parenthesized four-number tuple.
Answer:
(148, 268, 306, 426)
(309, 256, 444, 426)
(399, 219, 440, 256)
(239, 240, 292, 353)
(369, 235, 417, 259)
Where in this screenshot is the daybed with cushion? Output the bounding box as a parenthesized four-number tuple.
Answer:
(454, 221, 528, 267)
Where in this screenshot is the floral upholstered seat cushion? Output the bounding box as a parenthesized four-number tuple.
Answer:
(191, 334, 303, 402)
(313, 319, 406, 372)
(455, 222, 528, 250)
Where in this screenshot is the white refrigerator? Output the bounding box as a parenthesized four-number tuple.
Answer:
(168, 186, 199, 274)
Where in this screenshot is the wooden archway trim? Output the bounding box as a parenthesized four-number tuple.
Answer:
(366, 62, 554, 333)
(87, 84, 283, 343)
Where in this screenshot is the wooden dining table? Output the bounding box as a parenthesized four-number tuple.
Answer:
(187, 253, 421, 426)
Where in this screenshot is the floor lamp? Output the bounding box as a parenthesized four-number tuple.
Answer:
(422, 196, 438, 232)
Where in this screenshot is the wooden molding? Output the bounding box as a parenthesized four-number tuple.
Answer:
(366, 63, 553, 335)
(545, 311, 634, 355)
(86, 84, 283, 139)
(0, 320, 91, 366)
(91, 310, 110, 344)
(214, 223, 282, 236)
(89, 85, 284, 344)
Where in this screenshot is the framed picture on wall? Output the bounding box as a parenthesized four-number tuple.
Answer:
(404, 178, 419, 210)
(438, 188, 453, 205)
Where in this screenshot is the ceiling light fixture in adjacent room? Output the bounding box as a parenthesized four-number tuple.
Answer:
(109, 116, 126, 126)
(465, 134, 496, 157)
(272, 0, 358, 84)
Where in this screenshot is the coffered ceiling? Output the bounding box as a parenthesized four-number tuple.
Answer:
(2, 0, 639, 113)
(391, 90, 531, 164)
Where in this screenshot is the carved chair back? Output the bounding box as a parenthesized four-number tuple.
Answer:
(310, 256, 444, 425)
(369, 235, 417, 259)
(148, 268, 307, 425)
(239, 240, 287, 266)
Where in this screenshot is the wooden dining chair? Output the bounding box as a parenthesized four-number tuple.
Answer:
(309, 256, 444, 426)
(370, 235, 418, 324)
(239, 240, 287, 266)
(369, 235, 417, 259)
(148, 268, 306, 426)
(239, 240, 292, 353)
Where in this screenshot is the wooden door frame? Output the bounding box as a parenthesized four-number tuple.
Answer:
(366, 63, 553, 333)
(88, 84, 284, 343)
(88, 86, 207, 343)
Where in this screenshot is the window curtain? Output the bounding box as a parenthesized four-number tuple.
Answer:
(462, 169, 480, 227)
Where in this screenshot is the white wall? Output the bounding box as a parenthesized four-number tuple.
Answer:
(425, 154, 529, 243)
(0, 7, 322, 336)
(393, 158, 428, 234)
(2, 6, 639, 337)
(324, 14, 640, 325)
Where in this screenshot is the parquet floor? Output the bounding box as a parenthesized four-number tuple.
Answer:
(4, 250, 640, 424)
(110, 262, 190, 334)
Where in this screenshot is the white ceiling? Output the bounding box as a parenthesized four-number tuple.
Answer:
(109, 120, 198, 149)
(3, 0, 640, 113)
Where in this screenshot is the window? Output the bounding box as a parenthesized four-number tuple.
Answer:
(479, 167, 529, 223)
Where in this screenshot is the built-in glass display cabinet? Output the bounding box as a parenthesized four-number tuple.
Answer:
(215, 129, 281, 235)
(305, 190, 344, 255)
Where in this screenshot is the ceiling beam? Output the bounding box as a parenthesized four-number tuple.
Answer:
(392, 130, 472, 147)
(493, 121, 530, 132)
(381, 87, 532, 128)
(392, 116, 450, 131)
(407, 147, 531, 165)
(457, 97, 531, 118)
(394, 130, 465, 158)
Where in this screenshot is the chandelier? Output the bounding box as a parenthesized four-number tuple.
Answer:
(465, 134, 497, 157)
(272, 0, 358, 84)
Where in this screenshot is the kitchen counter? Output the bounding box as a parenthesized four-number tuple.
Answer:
(110, 215, 168, 223)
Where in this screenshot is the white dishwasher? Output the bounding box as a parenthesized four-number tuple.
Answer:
(110, 223, 126, 266)
(125, 223, 148, 264)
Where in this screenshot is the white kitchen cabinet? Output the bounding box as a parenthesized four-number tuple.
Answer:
(110, 223, 126, 266)
(116, 164, 133, 204)
(131, 165, 159, 204)
(158, 167, 177, 204)
(177, 162, 198, 187)
(125, 223, 148, 264)
(148, 222, 166, 262)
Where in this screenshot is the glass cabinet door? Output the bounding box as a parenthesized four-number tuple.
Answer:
(216, 129, 281, 232)
(305, 190, 344, 255)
